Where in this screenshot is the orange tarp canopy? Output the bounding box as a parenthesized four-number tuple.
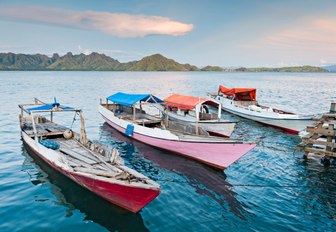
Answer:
(219, 85, 257, 101)
(165, 94, 218, 110)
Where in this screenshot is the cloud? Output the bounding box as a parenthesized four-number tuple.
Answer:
(0, 6, 194, 37)
(78, 45, 92, 55)
(263, 17, 336, 51)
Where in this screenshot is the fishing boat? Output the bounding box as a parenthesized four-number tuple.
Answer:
(154, 94, 236, 137)
(19, 98, 160, 213)
(98, 92, 256, 170)
(210, 85, 313, 134)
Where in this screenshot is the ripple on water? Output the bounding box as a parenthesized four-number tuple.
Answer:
(1, 72, 336, 231)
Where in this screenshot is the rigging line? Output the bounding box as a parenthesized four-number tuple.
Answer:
(70, 111, 79, 129)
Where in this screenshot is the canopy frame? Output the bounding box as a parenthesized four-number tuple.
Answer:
(19, 98, 86, 145)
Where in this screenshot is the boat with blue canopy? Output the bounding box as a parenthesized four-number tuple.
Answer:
(19, 98, 160, 213)
(99, 92, 256, 170)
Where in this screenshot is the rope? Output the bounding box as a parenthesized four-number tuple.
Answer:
(70, 112, 79, 129)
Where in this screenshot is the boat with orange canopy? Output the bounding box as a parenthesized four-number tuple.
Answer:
(154, 94, 236, 137)
(210, 85, 313, 134)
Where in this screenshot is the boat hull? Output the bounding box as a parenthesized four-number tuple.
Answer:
(21, 132, 160, 213)
(99, 105, 256, 170)
(215, 97, 312, 134)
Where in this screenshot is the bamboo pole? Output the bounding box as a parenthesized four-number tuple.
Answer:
(30, 113, 38, 142)
(217, 103, 221, 121)
(195, 104, 200, 135)
(79, 111, 87, 146)
(133, 105, 136, 122)
(164, 104, 169, 128)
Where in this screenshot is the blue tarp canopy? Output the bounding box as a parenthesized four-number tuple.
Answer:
(107, 92, 163, 107)
(26, 104, 74, 112)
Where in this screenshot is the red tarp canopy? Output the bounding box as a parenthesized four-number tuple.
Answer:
(218, 85, 257, 101)
(165, 94, 218, 110)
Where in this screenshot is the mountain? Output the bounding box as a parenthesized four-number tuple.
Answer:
(200, 65, 224, 71)
(127, 54, 199, 71)
(47, 52, 121, 70)
(0, 52, 199, 71)
(0, 52, 55, 70)
(0, 52, 329, 72)
(235, 66, 328, 72)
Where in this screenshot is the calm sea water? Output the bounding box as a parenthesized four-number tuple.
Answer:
(0, 71, 336, 231)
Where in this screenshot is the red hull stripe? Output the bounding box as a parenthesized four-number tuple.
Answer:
(24, 139, 160, 213)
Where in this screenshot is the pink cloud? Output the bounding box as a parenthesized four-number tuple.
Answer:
(0, 6, 194, 37)
(264, 17, 336, 51)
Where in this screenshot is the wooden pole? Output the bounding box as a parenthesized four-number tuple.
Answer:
(195, 104, 200, 135)
(217, 103, 221, 121)
(165, 104, 169, 128)
(30, 113, 38, 142)
(50, 111, 53, 122)
(133, 105, 136, 122)
(330, 103, 336, 113)
(79, 111, 87, 146)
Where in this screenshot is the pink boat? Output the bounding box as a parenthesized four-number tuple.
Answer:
(99, 92, 256, 170)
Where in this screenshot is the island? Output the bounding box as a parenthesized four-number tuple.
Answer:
(0, 52, 329, 72)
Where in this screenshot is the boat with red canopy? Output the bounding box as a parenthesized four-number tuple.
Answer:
(210, 85, 313, 134)
(154, 93, 236, 137)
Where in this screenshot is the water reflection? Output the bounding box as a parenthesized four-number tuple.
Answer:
(297, 157, 336, 220)
(99, 123, 247, 219)
(21, 142, 149, 232)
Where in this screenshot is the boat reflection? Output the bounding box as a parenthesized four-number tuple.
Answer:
(21, 142, 149, 232)
(100, 123, 247, 219)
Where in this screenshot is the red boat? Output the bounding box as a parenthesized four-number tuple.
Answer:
(19, 98, 160, 213)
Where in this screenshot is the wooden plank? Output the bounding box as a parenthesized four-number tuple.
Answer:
(302, 147, 336, 157)
(323, 113, 336, 118)
(306, 127, 336, 136)
(60, 148, 97, 164)
(302, 138, 335, 147)
(60, 139, 109, 163)
(65, 156, 96, 169)
(73, 167, 118, 178)
(76, 142, 122, 174)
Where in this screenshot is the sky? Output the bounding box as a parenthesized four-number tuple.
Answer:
(0, 0, 335, 67)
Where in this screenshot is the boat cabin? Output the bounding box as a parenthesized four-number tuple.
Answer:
(218, 85, 257, 106)
(164, 94, 222, 121)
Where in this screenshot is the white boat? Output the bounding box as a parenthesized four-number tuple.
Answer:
(19, 98, 160, 213)
(99, 92, 256, 170)
(154, 94, 236, 137)
(210, 85, 313, 134)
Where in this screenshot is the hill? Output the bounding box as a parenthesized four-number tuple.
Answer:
(0, 52, 200, 71)
(0, 52, 329, 72)
(128, 54, 199, 71)
(235, 66, 327, 72)
(47, 52, 121, 71)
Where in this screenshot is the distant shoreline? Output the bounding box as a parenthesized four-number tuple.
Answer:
(0, 52, 330, 72)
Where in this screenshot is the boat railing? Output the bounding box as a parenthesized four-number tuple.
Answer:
(167, 120, 209, 136)
(199, 112, 218, 120)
